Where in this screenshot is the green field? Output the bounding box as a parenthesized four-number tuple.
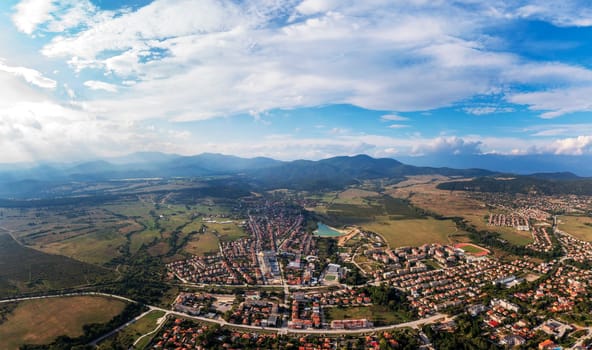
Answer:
(181, 221, 204, 235)
(184, 231, 220, 256)
(324, 305, 412, 326)
(0, 196, 248, 266)
(387, 179, 537, 248)
(98, 310, 166, 350)
(310, 192, 456, 248)
(0, 296, 126, 350)
(559, 215, 592, 241)
(39, 230, 127, 265)
(459, 245, 484, 253)
(205, 221, 247, 242)
(495, 226, 533, 246)
(130, 229, 161, 254)
(104, 202, 156, 219)
(0, 233, 113, 298)
(363, 217, 457, 248)
(320, 196, 424, 225)
(0, 206, 140, 265)
(333, 188, 380, 205)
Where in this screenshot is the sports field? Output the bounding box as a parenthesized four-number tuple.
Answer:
(0, 296, 126, 350)
(454, 243, 490, 256)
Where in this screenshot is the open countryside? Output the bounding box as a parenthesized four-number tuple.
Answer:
(0, 296, 126, 350)
(2, 0, 592, 346)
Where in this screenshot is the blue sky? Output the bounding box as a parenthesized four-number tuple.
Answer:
(1, 0, 592, 163)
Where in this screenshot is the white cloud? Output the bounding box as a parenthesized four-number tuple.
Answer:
(381, 114, 408, 121)
(0, 100, 192, 163)
(6, 0, 592, 164)
(507, 86, 592, 118)
(29, 1, 500, 120)
(526, 124, 592, 137)
(546, 136, 592, 155)
(295, 0, 340, 16)
(83, 80, 119, 93)
(11, 0, 592, 122)
(41, 0, 247, 61)
(388, 124, 409, 129)
(179, 133, 583, 160)
(0, 64, 190, 163)
(502, 62, 592, 84)
(12, 0, 99, 35)
(512, 1, 592, 27)
(12, 0, 55, 35)
(463, 106, 514, 115)
(0, 61, 57, 89)
(412, 136, 483, 156)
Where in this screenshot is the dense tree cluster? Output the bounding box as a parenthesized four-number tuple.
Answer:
(438, 176, 592, 196)
(359, 285, 416, 320)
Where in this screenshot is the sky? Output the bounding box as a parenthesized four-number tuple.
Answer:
(2, 0, 592, 163)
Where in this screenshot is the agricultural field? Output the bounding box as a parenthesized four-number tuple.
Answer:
(309, 191, 457, 248)
(0, 206, 142, 265)
(0, 296, 127, 350)
(364, 217, 457, 248)
(38, 230, 127, 265)
(98, 310, 166, 350)
(313, 194, 425, 226)
(0, 233, 113, 298)
(388, 177, 534, 246)
(0, 194, 245, 266)
(392, 175, 451, 189)
(558, 215, 592, 241)
(334, 188, 380, 205)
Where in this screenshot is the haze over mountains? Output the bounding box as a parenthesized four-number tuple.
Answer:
(398, 154, 592, 177)
(1, 152, 590, 199)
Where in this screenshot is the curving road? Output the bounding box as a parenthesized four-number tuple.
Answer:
(0, 291, 448, 346)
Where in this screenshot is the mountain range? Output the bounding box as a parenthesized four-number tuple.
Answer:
(0, 152, 589, 199)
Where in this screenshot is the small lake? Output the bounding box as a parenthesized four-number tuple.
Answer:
(314, 223, 343, 237)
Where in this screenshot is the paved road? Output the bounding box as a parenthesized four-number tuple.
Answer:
(0, 291, 136, 305)
(133, 313, 168, 347)
(89, 308, 155, 346)
(0, 292, 448, 346)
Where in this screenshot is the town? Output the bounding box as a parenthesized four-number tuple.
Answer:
(146, 192, 592, 349)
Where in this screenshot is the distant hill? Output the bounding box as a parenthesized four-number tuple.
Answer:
(2, 152, 587, 198)
(248, 154, 493, 190)
(398, 154, 592, 177)
(164, 153, 281, 176)
(526, 172, 581, 180)
(437, 175, 592, 196)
